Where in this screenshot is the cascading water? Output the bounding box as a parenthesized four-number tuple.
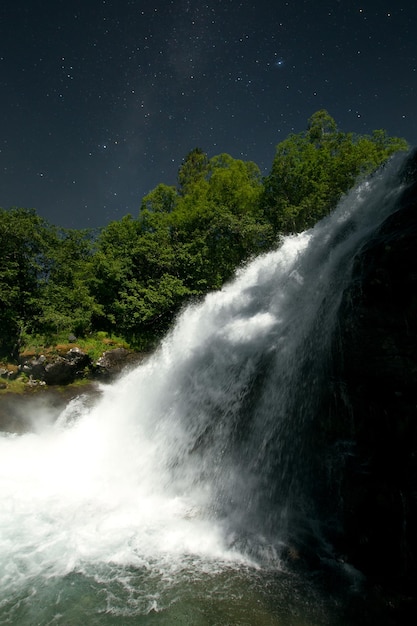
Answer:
(0, 153, 411, 624)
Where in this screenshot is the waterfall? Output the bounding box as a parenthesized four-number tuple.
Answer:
(0, 152, 411, 621)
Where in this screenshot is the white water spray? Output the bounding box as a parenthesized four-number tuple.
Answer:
(0, 154, 410, 617)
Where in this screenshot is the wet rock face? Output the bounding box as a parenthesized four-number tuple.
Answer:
(334, 151, 417, 588)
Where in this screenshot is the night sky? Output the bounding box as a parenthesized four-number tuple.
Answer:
(1, 0, 416, 229)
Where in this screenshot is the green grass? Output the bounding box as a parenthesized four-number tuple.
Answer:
(0, 332, 133, 395)
(0, 378, 27, 395)
(19, 332, 131, 362)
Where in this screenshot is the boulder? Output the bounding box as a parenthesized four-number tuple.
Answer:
(65, 347, 91, 370)
(20, 348, 92, 385)
(44, 357, 77, 385)
(16, 346, 140, 385)
(94, 347, 139, 379)
(21, 355, 47, 380)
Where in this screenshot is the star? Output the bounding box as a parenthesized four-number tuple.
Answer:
(0, 0, 415, 229)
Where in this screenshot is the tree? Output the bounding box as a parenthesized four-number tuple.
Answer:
(89, 215, 142, 334)
(38, 228, 99, 339)
(262, 110, 409, 234)
(207, 153, 263, 215)
(306, 109, 337, 146)
(90, 212, 191, 344)
(171, 152, 273, 291)
(0, 208, 52, 358)
(177, 147, 210, 195)
(140, 183, 178, 215)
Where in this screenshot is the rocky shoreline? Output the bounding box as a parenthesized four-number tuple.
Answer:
(0, 346, 147, 433)
(0, 346, 146, 388)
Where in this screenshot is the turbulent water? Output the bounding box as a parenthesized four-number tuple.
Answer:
(0, 154, 410, 624)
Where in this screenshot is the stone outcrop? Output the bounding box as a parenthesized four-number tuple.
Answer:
(93, 347, 141, 379)
(45, 348, 92, 385)
(16, 346, 141, 386)
(20, 347, 92, 385)
(328, 150, 417, 592)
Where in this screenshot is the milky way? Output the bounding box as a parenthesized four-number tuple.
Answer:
(0, 0, 415, 228)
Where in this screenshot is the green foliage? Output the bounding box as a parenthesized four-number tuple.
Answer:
(141, 183, 178, 214)
(0, 208, 100, 359)
(172, 152, 272, 289)
(89, 150, 273, 344)
(15, 330, 129, 367)
(0, 208, 53, 358)
(177, 147, 210, 195)
(38, 227, 99, 339)
(262, 109, 409, 234)
(0, 112, 409, 359)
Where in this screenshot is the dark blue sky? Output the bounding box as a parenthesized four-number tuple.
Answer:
(1, 0, 416, 228)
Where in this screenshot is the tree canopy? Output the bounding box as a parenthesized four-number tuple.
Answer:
(0, 111, 409, 358)
(261, 110, 408, 233)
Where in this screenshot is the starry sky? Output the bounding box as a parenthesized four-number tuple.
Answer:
(1, 0, 416, 229)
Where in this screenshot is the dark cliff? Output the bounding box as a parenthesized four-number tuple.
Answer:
(330, 149, 417, 594)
